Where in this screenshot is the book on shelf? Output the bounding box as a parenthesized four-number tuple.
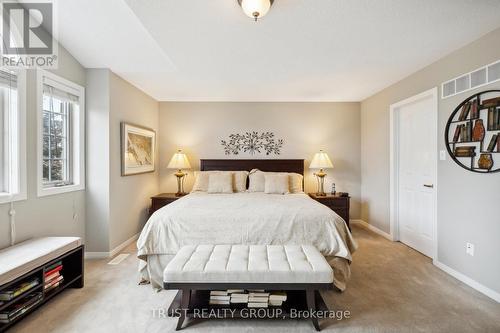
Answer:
(460, 122, 472, 142)
(44, 281, 62, 293)
(230, 298, 248, 304)
(44, 264, 63, 279)
(248, 292, 269, 297)
(470, 99, 479, 119)
(269, 291, 287, 302)
(482, 97, 500, 108)
(496, 108, 500, 130)
(247, 302, 268, 308)
(209, 295, 230, 301)
(487, 134, 498, 152)
(269, 300, 283, 306)
(452, 125, 462, 142)
(454, 146, 476, 157)
(487, 107, 500, 131)
(44, 275, 63, 291)
(44, 271, 61, 284)
(0, 278, 40, 301)
(209, 299, 230, 305)
(209, 291, 227, 296)
(226, 289, 245, 294)
(248, 296, 269, 302)
(45, 261, 62, 273)
(458, 102, 471, 121)
(0, 292, 43, 324)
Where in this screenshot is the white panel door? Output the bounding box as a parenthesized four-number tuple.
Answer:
(397, 93, 436, 258)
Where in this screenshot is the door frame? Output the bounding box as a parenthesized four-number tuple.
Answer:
(389, 87, 438, 260)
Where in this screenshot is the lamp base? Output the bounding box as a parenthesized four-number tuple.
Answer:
(174, 170, 187, 196)
(314, 170, 327, 196)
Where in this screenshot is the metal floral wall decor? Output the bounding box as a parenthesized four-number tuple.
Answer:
(221, 131, 284, 155)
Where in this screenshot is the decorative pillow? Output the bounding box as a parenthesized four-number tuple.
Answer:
(289, 173, 304, 193)
(264, 174, 290, 194)
(192, 171, 248, 193)
(232, 171, 249, 193)
(207, 173, 233, 194)
(248, 169, 265, 192)
(249, 169, 303, 193)
(191, 171, 210, 192)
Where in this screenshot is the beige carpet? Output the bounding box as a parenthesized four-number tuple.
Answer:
(10, 225, 500, 333)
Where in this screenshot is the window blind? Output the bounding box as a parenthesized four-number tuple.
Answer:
(43, 83, 79, 104)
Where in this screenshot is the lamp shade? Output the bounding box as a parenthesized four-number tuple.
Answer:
(239, 0, 272, 20)
(167, 150, 191, 169)
(310, 150, 333, 169)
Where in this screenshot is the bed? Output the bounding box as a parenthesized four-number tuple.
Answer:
(137, 159, 357, 291)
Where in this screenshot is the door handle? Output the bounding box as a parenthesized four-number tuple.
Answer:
(423, 184, 434, 188)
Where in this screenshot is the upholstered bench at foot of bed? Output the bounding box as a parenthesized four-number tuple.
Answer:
(163, 244, 334, 331)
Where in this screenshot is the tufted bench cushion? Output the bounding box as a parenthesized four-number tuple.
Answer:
(0, 237, 82, 286)
(163, 244, 333, 284)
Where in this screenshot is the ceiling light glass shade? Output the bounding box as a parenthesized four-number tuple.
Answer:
(310, 150, 333, 169)
(238, 0, 273, 21)
(167, 150, 191, 169)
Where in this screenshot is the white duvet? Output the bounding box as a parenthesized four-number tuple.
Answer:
(137, 192, 357, 290)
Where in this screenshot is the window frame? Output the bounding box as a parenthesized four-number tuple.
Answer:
(37, 70, 85, 197)
(0, 70, 27, 204)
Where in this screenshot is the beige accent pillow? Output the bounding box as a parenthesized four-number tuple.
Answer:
(208, 173, 233, 194)
(232, 171, 249, 192)
(249, 169, 303, 193)
(192, 171, 248, 193)
(191, 171, 210, 192)
(264, 174, 290, 194)
(248, 169, 265, 192)
(289, 173, 304, 193)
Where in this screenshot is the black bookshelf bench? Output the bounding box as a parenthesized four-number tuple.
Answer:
(163, 244, 334, 331)
(0, 237, 84, 332)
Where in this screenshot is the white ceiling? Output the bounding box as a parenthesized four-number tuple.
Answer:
(57, 0, 500, 102)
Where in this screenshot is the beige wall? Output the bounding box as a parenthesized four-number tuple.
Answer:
(158, 102, 361, 219)
(361, 27, 500, 293)
(85, 69, 159, 252)
(109, 72, 159, 250)
(0, 45, 86, 249)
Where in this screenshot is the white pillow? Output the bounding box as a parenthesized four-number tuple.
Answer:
(192, 171, 248, 193)
(208, 173, 233, 194)
(248, 169, 265, 192)
(232, 171, 249, 193)
(264, 174, 290, 194)
(191, 171, 210, 192)
(289, 173, 304, 193)
(249, 169, 303, 193)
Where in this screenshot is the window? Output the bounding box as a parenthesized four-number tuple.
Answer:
(0, 69, 26, 204)
(37, 70, 85, 197)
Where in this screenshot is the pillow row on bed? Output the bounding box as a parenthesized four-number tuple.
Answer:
(191, 169, 303, 194)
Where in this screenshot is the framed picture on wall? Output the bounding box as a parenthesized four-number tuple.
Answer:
(121, 122, 156, 176)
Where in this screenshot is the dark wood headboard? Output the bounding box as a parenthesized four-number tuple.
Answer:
(200, 159, 304, 175)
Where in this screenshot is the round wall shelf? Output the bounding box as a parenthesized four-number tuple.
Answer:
(445, 90, 500, 173)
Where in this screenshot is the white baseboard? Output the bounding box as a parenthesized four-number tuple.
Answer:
(350, 219, 393, 241)
(433, 260, 500, 303)
(85, 233, 139, 259)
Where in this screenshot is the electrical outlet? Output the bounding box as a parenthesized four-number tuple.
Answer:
(439, 150, 447, 161)
(466, 242, 474, 256)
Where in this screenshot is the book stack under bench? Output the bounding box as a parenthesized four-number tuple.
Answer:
(208, 289, 287, 308)
(0, 278, 43, 324)
(44, 261, 64, 293)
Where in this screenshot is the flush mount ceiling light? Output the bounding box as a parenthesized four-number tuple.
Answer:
(237, 0, 274, 21)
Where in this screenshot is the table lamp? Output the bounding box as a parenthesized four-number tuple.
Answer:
(310, 150, 333, 196)
(167, 150, 191, 196)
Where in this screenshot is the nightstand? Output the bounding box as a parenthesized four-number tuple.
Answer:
(150, 193, 181, 216)
(308, 193, 350, 229)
